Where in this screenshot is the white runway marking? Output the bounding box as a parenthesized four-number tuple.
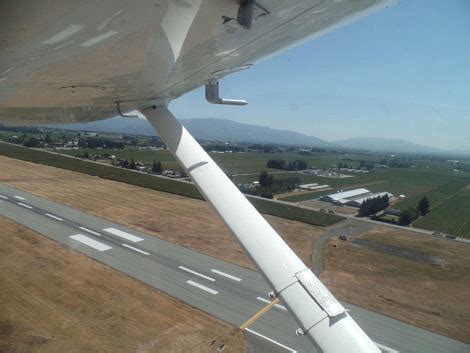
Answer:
(45, 213, 63, 221)
(43, 24, 83, 44)
(1, 68, 14, 75)
(81, 31, 118, 47)
(179, 266, 215, 282)
(211, 269, 242, 282)
(0, 195, 8, 199)
(186, 280, 218, 295)
(53, 39, 75, 51)
(79, 226, 101, 236)
(17, 202, 32, 209)
(70, 234, 111, 252)
(97, 10, 123, 31)
(256, 297, 287, 311)
(375, 342, 399, 353)
(103, 227, 143, 243)
(244, 328, 296, 352)
(14, 195, 25, 200)
(122, 243, 150, 256)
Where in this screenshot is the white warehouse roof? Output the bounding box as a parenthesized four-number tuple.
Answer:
(326, 188, 370, 201)
(347, 192, 393, 206)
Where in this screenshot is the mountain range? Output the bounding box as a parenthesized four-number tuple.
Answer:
(49, 117, 466, 156)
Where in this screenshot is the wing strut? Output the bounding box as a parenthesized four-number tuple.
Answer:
(142, 105, 380, 353)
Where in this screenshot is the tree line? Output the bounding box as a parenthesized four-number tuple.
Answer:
(358, 195, 389, 217)
(267, 159, 308, 171)
(399, 196, 430, 226)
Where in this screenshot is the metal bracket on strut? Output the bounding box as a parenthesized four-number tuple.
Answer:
(205, 79, 247, 106)
(115, 101, 139, 118)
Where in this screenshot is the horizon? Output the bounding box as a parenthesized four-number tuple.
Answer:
(35, 115, 469, 154)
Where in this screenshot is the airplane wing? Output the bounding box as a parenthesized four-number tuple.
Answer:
(0, 1, 397, 352)
(0, 0, 395, 124)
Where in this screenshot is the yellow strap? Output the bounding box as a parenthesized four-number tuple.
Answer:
(239, 298, 280, 330)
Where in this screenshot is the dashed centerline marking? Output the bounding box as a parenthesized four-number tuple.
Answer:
(79, 226, 101, 236)
(211, 269, 242, 282)
(103, 227, 143, 243)
(14, 195, 25, 200)
(70, 234, 111, 252)
(45, 213, 63, 221)
(186, 280, 218, 295)
(17, 202, 32, 209)
(244, 328, 296, 353)
(122, 243, 150, 256)
(256, 297, 287, 311)
(179, 266, 215, 282)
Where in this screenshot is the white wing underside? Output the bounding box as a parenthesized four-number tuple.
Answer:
(0, 0, 395, 124)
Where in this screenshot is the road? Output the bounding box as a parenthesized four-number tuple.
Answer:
(312, 219, 376, 275)
(0, 183, 468, 353)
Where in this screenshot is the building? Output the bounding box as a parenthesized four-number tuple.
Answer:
(321, 188, 393, 207)
(346, 192, 393, 207)
(321, 188, 371, 204)
(299, 183, 329, 191)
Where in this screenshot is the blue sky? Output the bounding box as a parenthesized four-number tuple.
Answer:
(171, 0, 470, 150)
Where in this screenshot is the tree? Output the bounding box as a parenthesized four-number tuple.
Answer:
(259, 171, 271, 187)
(152, 160, 163, 174)
(418, 196, 430, 216)
(267, 159, 286, 170)
(44, 133, 53, 144)
(399, 210, 413, 226)
(358, 195, 389, 217)
(129, 158, 137, 170)
(22, 136, 40, 147)
(399, 207, 419, 226)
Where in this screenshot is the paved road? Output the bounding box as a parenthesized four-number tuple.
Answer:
(0, 184, 468, 353)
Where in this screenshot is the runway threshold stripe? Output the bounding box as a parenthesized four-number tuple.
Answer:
(179, 266, 215, 282)
(244, 328, 296, 353)
(103, 227, 143, 243)
(375, 342, 399, 353)
(256, 297, 287, 311)
(45, 213, 63, 221)
(0, 195, 8, 199)
(79, 226, 101, 236)
(70, 234, 111, 252)
(17, 202, 32, 209)
(122, 243, 150, 256)
(211, 269, 242, 282)
(14, 195, 25, 200)
(186, 280, 218, 295)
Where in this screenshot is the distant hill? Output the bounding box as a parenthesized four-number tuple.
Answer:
(47, 116, 464, 155)
(332, 137, 442, 154)
(49, 117, 330, 147)
(180, 118, 330, 147)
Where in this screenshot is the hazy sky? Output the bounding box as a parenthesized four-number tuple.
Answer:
(171, 0, 470, 150)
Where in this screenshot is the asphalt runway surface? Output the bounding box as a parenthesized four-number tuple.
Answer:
(0, 183, 468, 353)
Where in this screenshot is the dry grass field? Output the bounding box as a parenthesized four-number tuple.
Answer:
(0, 217, 243, 353)
(0, 156, 324, 270)
(321, 227, 470, 342)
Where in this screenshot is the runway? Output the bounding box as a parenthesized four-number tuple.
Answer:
(0, 183, 468, 353)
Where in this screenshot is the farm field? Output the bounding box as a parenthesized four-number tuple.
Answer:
(0, 143, 341, 227)
(8, 142, 470, 237)
(414, 187, 470, 237)
(62, 148, 378, 174)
